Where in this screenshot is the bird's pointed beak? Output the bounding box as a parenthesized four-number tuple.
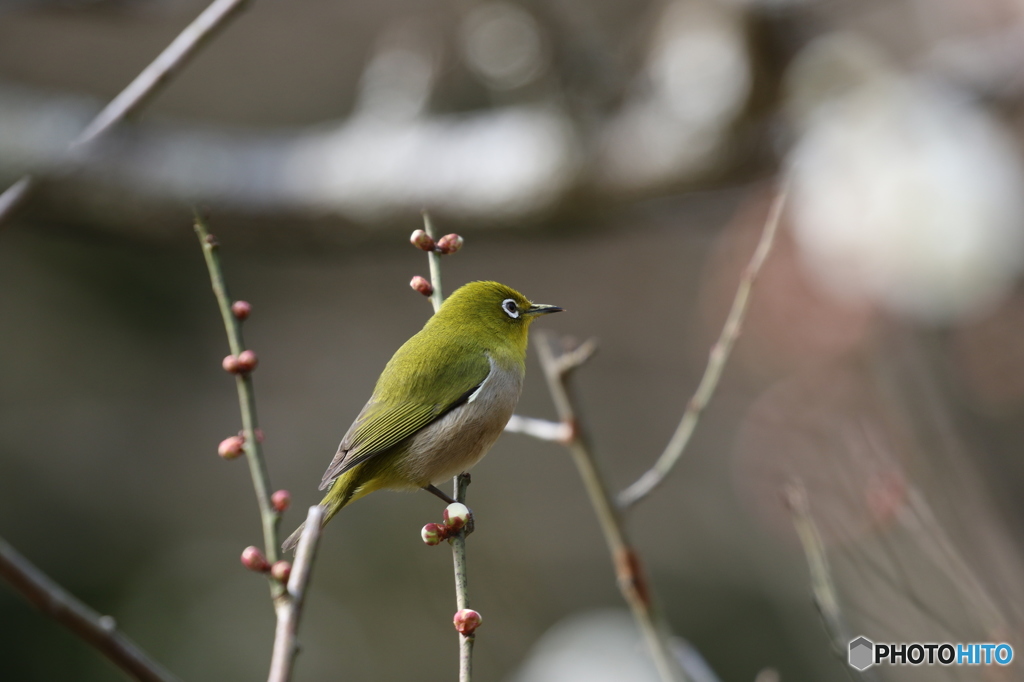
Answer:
(526, 303, 564, 316)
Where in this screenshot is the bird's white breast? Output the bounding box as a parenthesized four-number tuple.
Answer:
(399, 354, 523, 486)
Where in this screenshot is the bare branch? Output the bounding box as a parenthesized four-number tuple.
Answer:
(268, 506, 326, 682)
(534, 331, 686, 682)
(618, 184, 787, 508)
(0, 0, 251, 227)
(0, 537, 180, 682)
(194, 214, 282, 593)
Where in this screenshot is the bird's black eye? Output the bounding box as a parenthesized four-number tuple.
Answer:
(501, 298, 520, 319)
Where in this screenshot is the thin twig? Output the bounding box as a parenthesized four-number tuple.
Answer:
(451, 474, 474, 682)
(534, 332, 686, 682)
(194, 214, 282, 596)
(504, 414, 572, 442)
(422, 211, 444, 313)
(0, 0, 251, 227)
(268, 506, 326, 682)
(618, 185, 787, 508)
(783, 482, 880, 682)
(0, 537, 180, 682)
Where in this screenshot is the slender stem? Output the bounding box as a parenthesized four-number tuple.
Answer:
(619, 185, 787, 508)
(422, 212, 444, 313)
(451, 474, 474, 682)
(783, 482, 880, 682)
(0, 537, 180, 682)
(534, 333, 685, 682)
(268, 506, 326, 682)
(0, 0, 251, 228)
(194, 215, 282, 596)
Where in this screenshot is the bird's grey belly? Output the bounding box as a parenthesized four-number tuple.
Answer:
(399, 362, 522, 486)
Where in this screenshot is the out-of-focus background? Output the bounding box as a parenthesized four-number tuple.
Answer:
(3, 0, 1024, 680)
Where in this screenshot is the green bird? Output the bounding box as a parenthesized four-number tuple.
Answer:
(283, 281, 562, 551)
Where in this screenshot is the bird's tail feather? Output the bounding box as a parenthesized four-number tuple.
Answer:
(281, 471, 361, 553)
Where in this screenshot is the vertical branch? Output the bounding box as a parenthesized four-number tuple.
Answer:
(268, 506, 326, 682)
(451, 474, 474, 682)
(534, 333, 685, 682)
(421, 211, 444, 313)
(0, 0, 251, 227)
(0, 537, 180, 682)
(194, 215, 282, 592)
(619, 185, 787, 508)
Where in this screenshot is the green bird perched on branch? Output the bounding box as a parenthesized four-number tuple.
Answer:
(283, 281, 562, 551)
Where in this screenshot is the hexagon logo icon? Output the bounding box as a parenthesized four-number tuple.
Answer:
(849, 636, 874, 671)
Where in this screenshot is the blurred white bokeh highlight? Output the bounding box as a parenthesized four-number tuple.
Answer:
(460, 2, 546, 90)
(599, 0, 750, 192)
(787, 36, 1024, 322)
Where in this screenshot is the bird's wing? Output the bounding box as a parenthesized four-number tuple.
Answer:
(318, 347, 492, 490)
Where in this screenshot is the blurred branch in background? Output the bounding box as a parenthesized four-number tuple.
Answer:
(0, 0, 251, 228)
(0, 0, 754, 230)
(619, 182, 786, 507)
(0, 537, 180, 682)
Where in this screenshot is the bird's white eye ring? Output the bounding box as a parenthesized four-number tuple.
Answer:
(501, 298, 520, 318)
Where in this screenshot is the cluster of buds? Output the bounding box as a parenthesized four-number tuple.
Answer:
(409, 229, 464, 297)
(420, 502, 472, 545)
(409, 229, 464, 255)
(453, 608, 482, 636)
(240, 546, 292, 584)
(222, 349, 258, 374)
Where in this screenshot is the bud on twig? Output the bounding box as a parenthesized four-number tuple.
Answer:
(436, 233, 464, 255)
(410, 276, 434, 297)
(443, 503, 471, 532)
(241, 546, 270, 573)
(453, 609, 482, 636)
(271, 490, 291, 512)
(270, 560, 292, 583)
(231, 300, 252, 320)
(410, 229, 436, 251)
(218, 435, 245, 459)
(235, 350, 258, 373)
(421, 523, 446, 546)
(222, 355, 241, 373)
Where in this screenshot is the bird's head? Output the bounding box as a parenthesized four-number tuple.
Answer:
(434, 281, 563, 351)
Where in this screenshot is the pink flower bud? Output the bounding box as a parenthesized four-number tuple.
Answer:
(271, 490, 291, 512)
(421, 522, 446, 546)
(222, 355, 241, 373)
(443, 503, 470, 532)
(231, 300, 252, 320)
(235, 350, 258, 373)
(410, 229, 436, 251)
(410, 276, 434, 297)
(436, 233, 464, 255)
(270, 560, 292, 583)
(241, 546, 270, 573)
(453, 609, 482, 636)
(218, 436, 245, 459)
